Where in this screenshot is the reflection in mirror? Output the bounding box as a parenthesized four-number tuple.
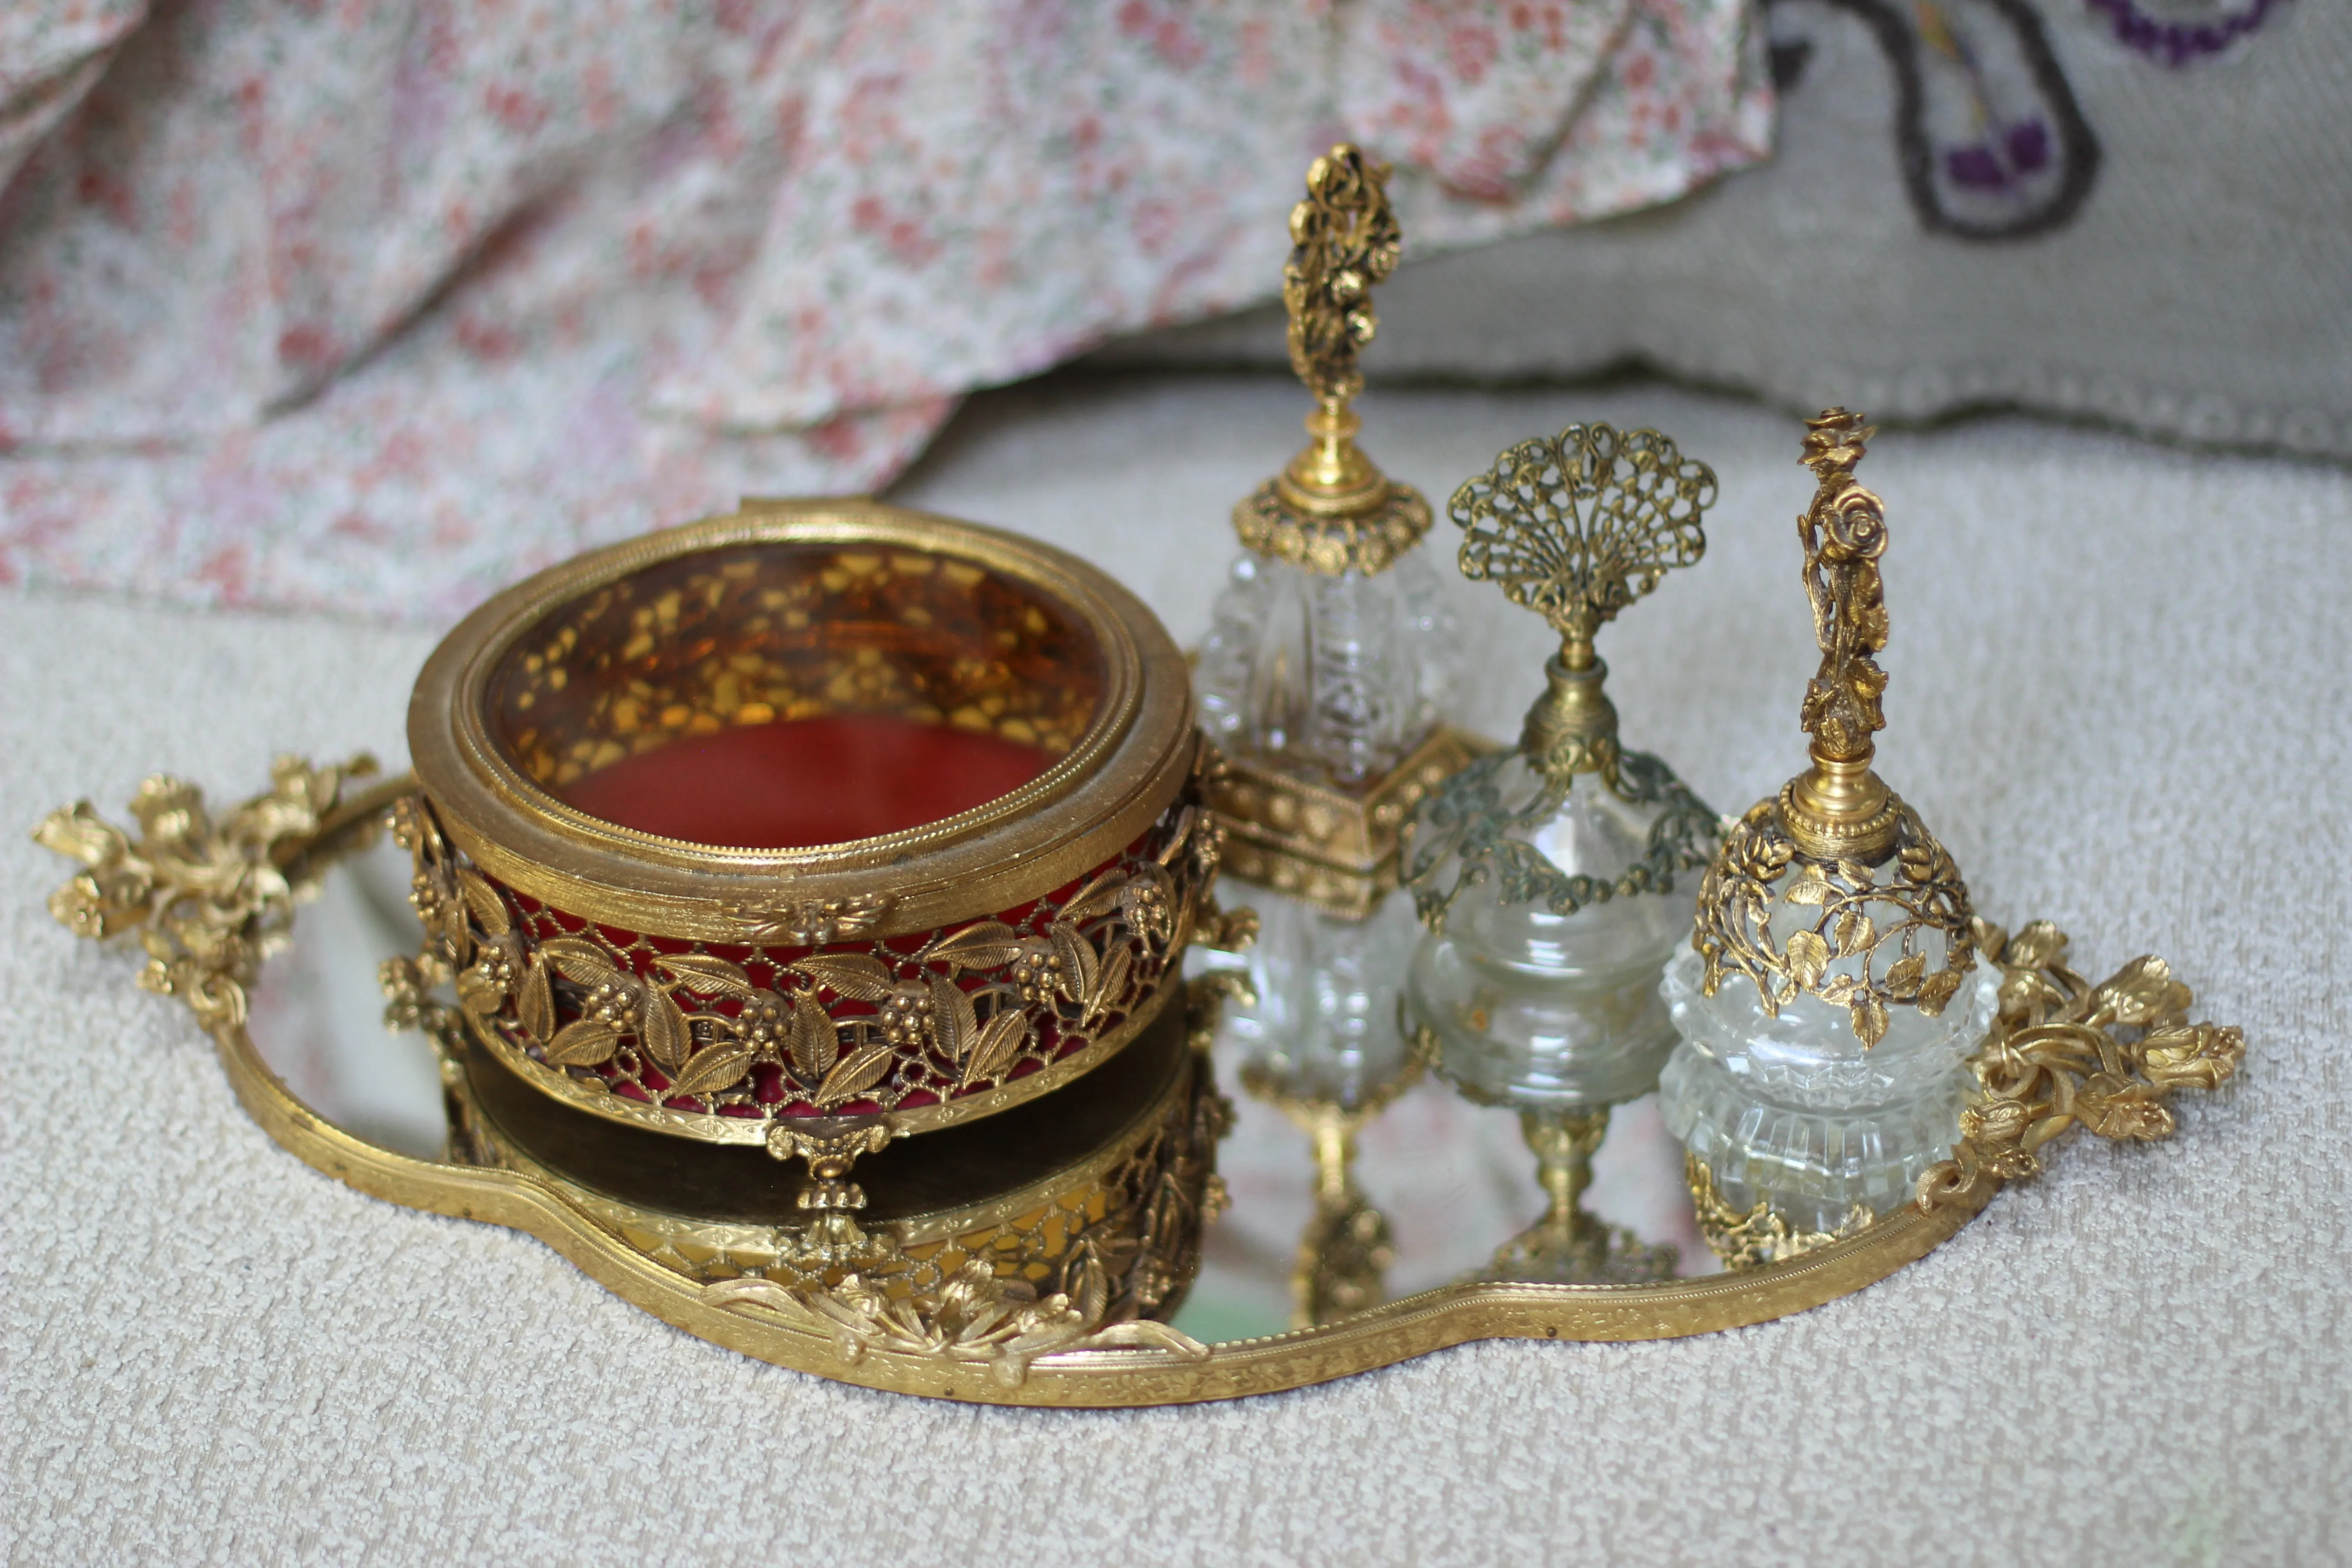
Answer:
(248, 839, 446, 1160)
(244, 849, 1720, 1351)
(1171, 887, 1717, 1346)
(1171, 1065, 1716, 1346)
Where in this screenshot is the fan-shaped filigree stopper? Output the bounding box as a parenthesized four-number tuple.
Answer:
(1398, 420, 1720, 928)
(1232, 145, 1431, 576)
(1447, 423, 1715, 778)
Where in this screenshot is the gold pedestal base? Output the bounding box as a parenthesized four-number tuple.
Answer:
(1482, 1108, 1680, 1287)
(1208, 727, 1485, 918)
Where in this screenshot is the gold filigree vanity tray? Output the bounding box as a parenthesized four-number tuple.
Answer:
(34, 755, 2246, 1407)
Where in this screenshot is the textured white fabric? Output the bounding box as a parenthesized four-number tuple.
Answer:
(1101, 3, 2352, 461)
(5, 374, 2347, 1565)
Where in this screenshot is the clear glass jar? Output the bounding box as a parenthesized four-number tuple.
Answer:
(1404, 756, 1701, 1111)
(1656, 857, 2001, 1234)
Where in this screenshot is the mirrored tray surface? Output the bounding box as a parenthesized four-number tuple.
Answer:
(43, 764, 2243, 1407)
(252, 837, 1726, 1348)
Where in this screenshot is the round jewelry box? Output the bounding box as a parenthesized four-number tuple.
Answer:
(402, 498, 1208, 1152)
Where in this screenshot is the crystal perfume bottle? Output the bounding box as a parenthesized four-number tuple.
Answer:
(1661, 410, 1999, 1254)
(1189, 145, 1472, 1317)
(1191, 143, 1473, 919)
(1227, 908, 1422, 1327)
(1398, 423, 1723, 1284)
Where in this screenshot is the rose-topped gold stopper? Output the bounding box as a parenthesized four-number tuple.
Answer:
(1781, 408, 1902, 862)
(1232, 144, 1431, 576)
(1689, 410, 1978, 1046)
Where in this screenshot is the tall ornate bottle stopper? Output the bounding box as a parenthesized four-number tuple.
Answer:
(1660, 409, 1999, 1257)
(1232, 144, 1431, 577)
(1397, 423, 1721, 1285)
(1194, 143, 1474, 920)
(1779, 410, 1901, 865)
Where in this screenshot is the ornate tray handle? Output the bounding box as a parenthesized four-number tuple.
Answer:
(34, 755, 396, 1032)
(1916, 917, 2245, 1207)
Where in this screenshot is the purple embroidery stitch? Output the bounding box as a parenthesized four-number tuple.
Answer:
(2086, 0, 2288, 66)
(2007, 120, 2050, 172)
(1946, 119, 2052, 189)
(1767, 0, 2099, 240)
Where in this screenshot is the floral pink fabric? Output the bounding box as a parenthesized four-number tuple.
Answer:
(0, 0, 1769, 619)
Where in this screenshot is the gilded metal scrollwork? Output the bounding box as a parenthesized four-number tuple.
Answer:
(1448, 422, 1715, 680)
(1232, 143, 1431, 577)
(1688, 408, 1975, 1044)
(696, 982, 1237, 1388)
(1687, 914, 2247, 1266)
(1692, 797, 1975, 1046)
(700, 1236, 1210, 1390)
(34, 755, 387, 1031)
(1793, 408, 1891, 767)
(1403, 750, 1718, 934)
(1916, 918, 2244, 1207)
(719, 896, 894, 948)
(1281, 144, 1400, 411)
(31, 750, 2249, 1400)
(765, 1121, 900, 1214)
(387, 790, 1212, 1140)
(1687, 1155, 1874, 1270)
(1399, 422, 1722, 930)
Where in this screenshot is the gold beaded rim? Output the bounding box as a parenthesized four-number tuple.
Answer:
(409, 498, 1198, 942)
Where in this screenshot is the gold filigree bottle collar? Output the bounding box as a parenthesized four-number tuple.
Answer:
(1231, 144, 1431, 576)
(1400, 423, 1720, 929)
(1690, 410, 1977, 1045)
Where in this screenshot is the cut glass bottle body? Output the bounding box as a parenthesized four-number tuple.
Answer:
(1406, 756, 1695, 1111)
(1194, 550, 1456, 787)
(1192, 545, 1458, 1095)
(1657, 861, 2000, 1235)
